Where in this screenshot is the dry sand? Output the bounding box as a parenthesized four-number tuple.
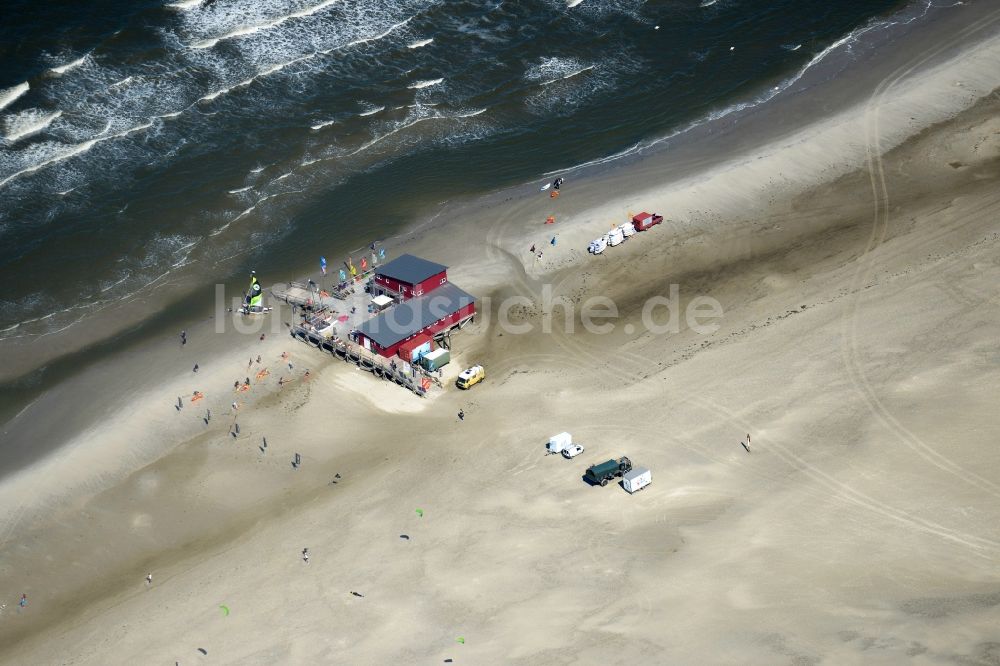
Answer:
(2, 12, 1000, 665)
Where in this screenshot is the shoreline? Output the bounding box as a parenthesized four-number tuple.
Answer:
(0, 0, 975, 391)
(2, 4, 1000, 661)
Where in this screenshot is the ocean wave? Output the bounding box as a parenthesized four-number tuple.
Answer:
(454, 108, 487, 118)
(0, 120, 154, 188)
(525, 56, 594, 85)
(408, 78, 443, 89)
(228, 186, 252, 194)
(0, 139, 98, 188)
(408, 38, 433, 49)
(541, 65, 594, 86)
(700, 0, 718, 6)
(782, 44, 802, 51)
(358, 106, 384, 117)
(0, 83, 29, 112)
(311, 118, 338, 130)
(191, 0, 341, 49)
(50, 56, 88, 75)
(167, 0, 202, 9)
(2, 110, 62, 143)
(110, 76, 134, 88)
(341, 16, 413, 50)
(196, 14, 415, 107)
(567, 0, 584, 7)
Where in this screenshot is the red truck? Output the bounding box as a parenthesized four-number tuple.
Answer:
(632, 212, 663, 231)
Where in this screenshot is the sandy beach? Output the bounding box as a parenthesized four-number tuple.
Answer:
(2, 4, 1000, 664)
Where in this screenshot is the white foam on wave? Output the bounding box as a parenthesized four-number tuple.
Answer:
(700, 0, 718, 6)
(541, 65, 594, 86)
(408, 38, 433, 49)
(0, 139, 98, 188)
(0, 120, 153, 189)
(191, 0, 341, 49)
(782, 44, 802, 52)
(168, 0, 203, 9)
(525, 54, 625, 118)
(50, 56, 88, 76)
(408, 78, 443, 89)
(311, 119, 338, 130)
(341, 16, 413, 50)
(358, 106, 384, 117)
(110, 76, 134, 88)
(525, 56, 594, 85)
(0, 83, 30, 111)
(228, 186, 252, 194)
(2, 110, 63, 143)
(454, 108, 487, 118)
(567, 0, 584, 7)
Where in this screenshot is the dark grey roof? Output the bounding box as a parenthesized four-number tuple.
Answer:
(375, 253, 447, 286)
(356, 282, 474, 349)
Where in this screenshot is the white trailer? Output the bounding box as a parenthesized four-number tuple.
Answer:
(617, 222, 635, 238)
(546, 432, 573, 455)
(606, 227, 625, 246)
(622, 467, 651, 493)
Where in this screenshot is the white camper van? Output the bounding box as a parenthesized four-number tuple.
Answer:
(546, 432, 572, 455)
(606, 226, 625, 246)
(589, 236, 608, 255)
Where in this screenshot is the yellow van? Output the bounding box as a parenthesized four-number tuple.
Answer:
(456, 365, 485, 390)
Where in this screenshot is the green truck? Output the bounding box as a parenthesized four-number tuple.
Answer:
(585, 456, 632, 487)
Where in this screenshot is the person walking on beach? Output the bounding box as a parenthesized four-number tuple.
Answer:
(146, 573, 152, 586)
(458, 409, 465, 421)
(180, 330, 187, 346)
(302, 548, 309, 564)
(19, 594, 27, 609)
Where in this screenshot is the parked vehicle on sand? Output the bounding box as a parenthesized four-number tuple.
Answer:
(585, 456, 632, 486)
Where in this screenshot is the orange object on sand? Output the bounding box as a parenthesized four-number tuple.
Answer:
(256, 368, 270, 381)
(238, 384, 250, 393)
(191, 391, 204, 402)
(319, 290, 330, 298)
(545, 215, 555, 225)
(550, 190, 559, 199)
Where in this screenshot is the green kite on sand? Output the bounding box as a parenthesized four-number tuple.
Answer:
(220, 605, 230, 616)
(415, 508, 424, 517)
(455, 637, 465, 644)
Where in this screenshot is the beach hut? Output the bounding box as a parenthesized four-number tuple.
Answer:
(354, 280, 476, 358)
(372, 254, 448, 301)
